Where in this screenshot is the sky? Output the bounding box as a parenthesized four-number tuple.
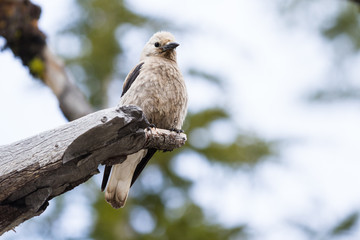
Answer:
(1, 0, 360, 239)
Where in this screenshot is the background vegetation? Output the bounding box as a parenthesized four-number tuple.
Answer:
(1, 0, 360, 239)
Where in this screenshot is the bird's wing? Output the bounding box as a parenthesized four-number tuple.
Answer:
(101, 61, 155, 191)
(101, 165, 112, 191)
(122, 62, 144, 97)
(131, 148, 157, 186)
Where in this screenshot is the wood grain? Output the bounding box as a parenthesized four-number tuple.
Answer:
(0, 105, 186, 235)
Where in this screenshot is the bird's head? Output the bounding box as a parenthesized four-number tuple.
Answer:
(140, 31, 179, 61)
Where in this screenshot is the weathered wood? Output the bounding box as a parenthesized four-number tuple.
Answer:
(0, 105, 186, 235)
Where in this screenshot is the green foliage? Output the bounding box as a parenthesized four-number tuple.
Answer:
(278, 0, 360, 104)
(92, 195, 247, 240)
(53, 1, 275, 239)
(290, 211, 360, 239)
(185, 108, 272, 166)
(29, 57, 45, 78)
(62, 0, 147, 107)
(278, 2, 360, 238)
(89, 103, 270, 239)
(323, 4, 360, 51)
(186, 108, 228, 129)
(188, 69, 223, 87)
(330, 212, 359, 236)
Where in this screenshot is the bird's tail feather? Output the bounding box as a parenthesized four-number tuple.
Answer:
(105, 150, 146, 208)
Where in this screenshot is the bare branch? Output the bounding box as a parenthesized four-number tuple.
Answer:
(42, 47, 93, 120)
(0, 0, 93, 121)
(0, 105, 186, 235)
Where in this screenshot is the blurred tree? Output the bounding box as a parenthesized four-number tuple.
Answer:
(54, 0, 274, 239)
(308, 0, 360, 103)
(61, 0, 146, 108)
(276, 0, 360, 238)
(278, 0, 360, 103)
(290, 212, 359, 239)
(3, 0, 359, 239)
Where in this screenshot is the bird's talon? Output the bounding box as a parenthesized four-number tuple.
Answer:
(146, 124, 157, 133)
(170, 128, 183, 134)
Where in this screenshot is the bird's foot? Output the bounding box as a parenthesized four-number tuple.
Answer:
(169, 128, 184, 134)
(146, 124, 156, 132)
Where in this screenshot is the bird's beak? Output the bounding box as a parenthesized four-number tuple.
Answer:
(161, 42, 179, 51)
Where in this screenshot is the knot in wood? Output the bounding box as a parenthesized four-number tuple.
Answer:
(101, 116, 108, 123)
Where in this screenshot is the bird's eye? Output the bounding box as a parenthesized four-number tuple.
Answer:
(154, 42, 160, 47)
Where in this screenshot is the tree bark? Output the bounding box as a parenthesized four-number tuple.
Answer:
(0, 105, 186, 235)
(0, 0, 93, 121)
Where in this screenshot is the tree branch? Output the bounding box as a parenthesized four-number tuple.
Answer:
(0, 105, 187, 235)
(0, 0, 93, 121)
(0, 0, 189, 234)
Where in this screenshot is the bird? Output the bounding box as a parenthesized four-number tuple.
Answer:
(101, 31, 188, 208)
